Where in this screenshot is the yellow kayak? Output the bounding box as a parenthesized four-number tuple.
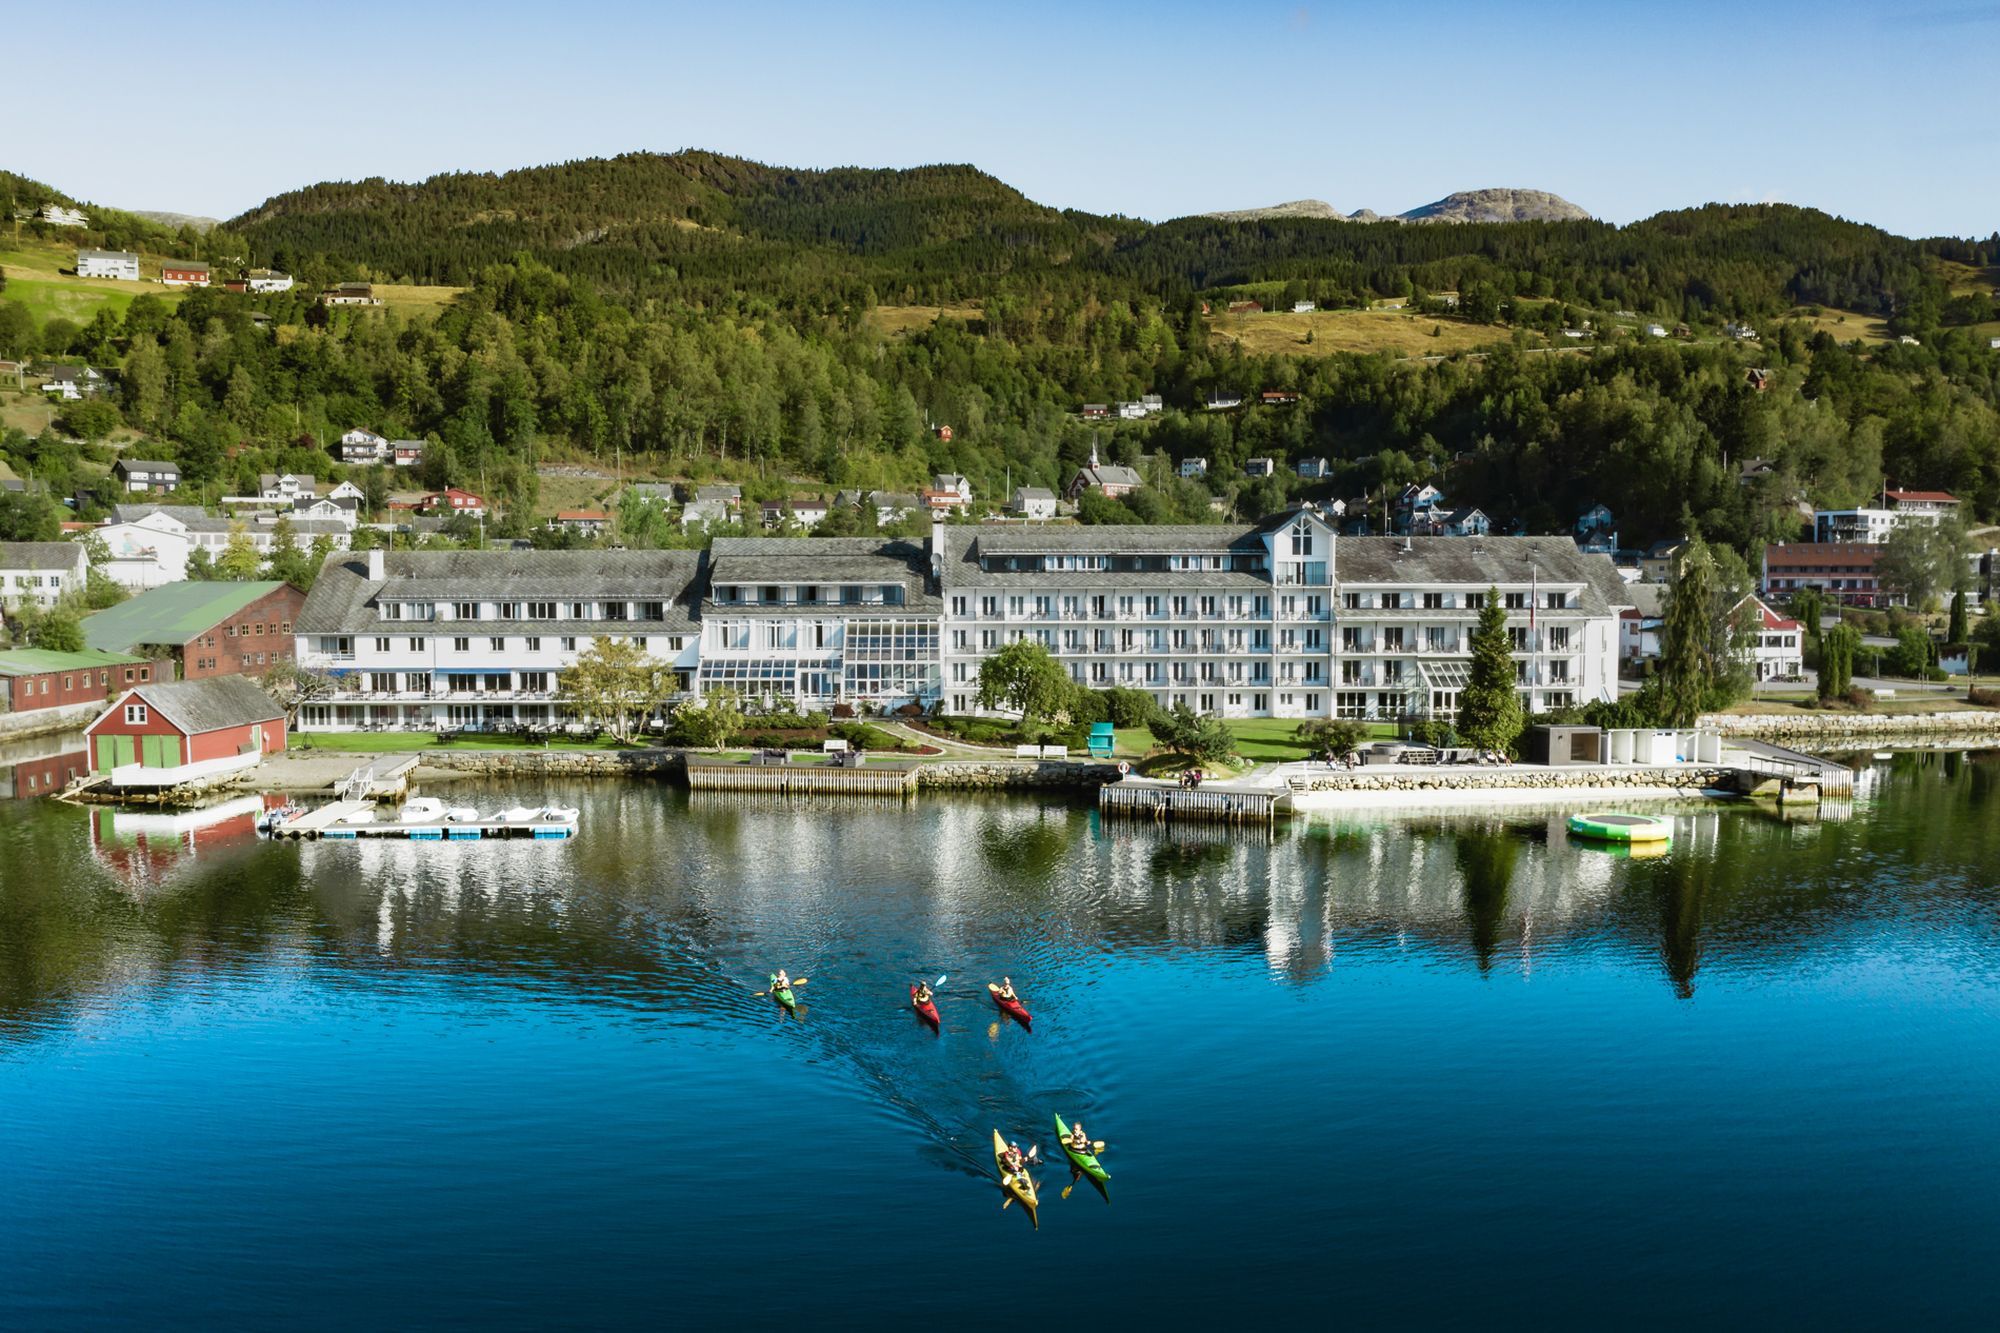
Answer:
(992, 1129, 1038, 1228)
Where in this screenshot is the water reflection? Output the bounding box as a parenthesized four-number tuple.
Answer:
(2, 756, 1999, 1048)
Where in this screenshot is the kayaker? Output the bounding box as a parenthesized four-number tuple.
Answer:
(774, 968, 792, 992)
(1000, 1141, 1029, 1177)
(913, 980, 934, 1006)
(1067, 1120, 1093, 1155)
(997, 976, 1019, 1002)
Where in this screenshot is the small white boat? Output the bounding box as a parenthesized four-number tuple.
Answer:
(400, 797, 447, 824)
(338, 808, 377, 826)
(445, 806, 481, 823)
(1873, 752, 1894, 761)
(540, 805, 580, 824)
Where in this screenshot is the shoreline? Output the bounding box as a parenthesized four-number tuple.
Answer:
(1290, 783, 1728, 815)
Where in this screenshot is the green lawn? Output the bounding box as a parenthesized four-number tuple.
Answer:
(1114, 717, 1398, 764)
(292, 731, 646, 754)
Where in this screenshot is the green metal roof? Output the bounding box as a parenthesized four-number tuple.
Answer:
(83, 581, 287, 653)
(0, 647, 150, 677)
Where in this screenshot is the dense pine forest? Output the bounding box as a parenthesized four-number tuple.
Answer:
(4, 151, 1999, 561)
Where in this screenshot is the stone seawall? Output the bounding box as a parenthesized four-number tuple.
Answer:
(919, 760, 1121, 790)
(1290, 766, 1733, 795)
(408, 749, 1119, 790)
(418, 748, 682, 779)
(1699, 710, 2000, 745)
(0, 701, 100, 743)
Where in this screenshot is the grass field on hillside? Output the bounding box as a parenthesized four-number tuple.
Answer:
(0, 243, 187, 326)
(1205, 308, 1517, 358)
(375, 283, 466, 315)
(0, 392, 58, 436)
(1775, 305, 1893, 344)
(866, 302, 982, 337)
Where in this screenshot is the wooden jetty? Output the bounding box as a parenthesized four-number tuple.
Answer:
(1098, 778, 1285, 825)
(685, 755, 918, 797)
(335, 757, 419, 801)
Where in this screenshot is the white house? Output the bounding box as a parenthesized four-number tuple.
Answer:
(259, 473, 319, 502)
(1734, 594, 1804, 681)
(87, 504, 348, 588)
(1116, 402, 1148, 420)
(0, 542, 88, 609)
(1178, 457, 1209, 480)
(37, 203, 88, 227)
(241, 269, 294, 293)
(1138, 394, 1164, 414)
(931, 474, 974, 503)
(1009, 486, 1058, 521)
(335, 428, 389, 464)
(1292, 301, 1316, 313)
(38, 365, 107, 401)
(326, 480, 366, 502)
(1646, 324, 1668, 338)
(1206, 393, 1244, 411)
(1813, 490, 1960, 544)
(1244, 458, 1276, 478)
(76, 250, 140, 280)
(289, 496, 361, 529)
(1296, 457, 1330, 480)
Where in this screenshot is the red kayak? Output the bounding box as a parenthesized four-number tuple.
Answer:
(911, 984, 940, 1029)
(988, 982, 1032, 1026)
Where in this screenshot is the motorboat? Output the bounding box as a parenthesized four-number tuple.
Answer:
(399, 797, 447, 823)
(444, 806, 481, 823)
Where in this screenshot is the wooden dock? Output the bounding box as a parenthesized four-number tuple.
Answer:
(1098, 779, 1284, 825)
(685, 756, 918, 797)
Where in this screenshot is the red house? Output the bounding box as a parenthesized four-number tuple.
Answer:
(421, 488, 487, 517)
(160, 261, 211, 287)
(84, 676, 286, 791)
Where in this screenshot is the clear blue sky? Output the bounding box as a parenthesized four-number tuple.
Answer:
(15, 0, 1998, 237)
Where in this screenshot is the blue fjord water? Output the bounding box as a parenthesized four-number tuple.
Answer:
(2, 753, 1998, 1327)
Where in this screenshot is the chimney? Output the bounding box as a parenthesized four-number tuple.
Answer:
(366, 546, 385, 581)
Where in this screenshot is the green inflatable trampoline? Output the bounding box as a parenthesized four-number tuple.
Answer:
(1567, 811, 1673, 845)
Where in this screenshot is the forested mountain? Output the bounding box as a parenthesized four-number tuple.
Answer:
(227, 154, 1979, 328)
(4, 151, 1999, 573)
(229, 151, 1142, 308)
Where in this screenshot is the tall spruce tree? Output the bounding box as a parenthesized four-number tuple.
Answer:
(1657, 538, 1717, 726)
(1948, 589, 1968, 646)
(1457, 586, 1523, 752)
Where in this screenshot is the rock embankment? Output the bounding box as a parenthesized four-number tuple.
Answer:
(919, 761, 1120, 790)
(1290, 766, 1731, 795)
(1700, 710, 2000, 745)
(417, 748, 680, 778)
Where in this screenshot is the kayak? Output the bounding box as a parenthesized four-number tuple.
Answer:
(1053, 1113, 1109, 1185)
(992, 1129, 1038, 1227)
(769, 973, 797, 1012)
(910, 983, 940, 1029)
(988, 982, 1032, 1026)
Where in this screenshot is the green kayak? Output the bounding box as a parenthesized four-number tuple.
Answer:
(769, 973, 797, 1012)
(1054, 1113, 1108, 1184)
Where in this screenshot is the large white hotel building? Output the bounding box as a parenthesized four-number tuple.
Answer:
(293, 509, 1629, 731)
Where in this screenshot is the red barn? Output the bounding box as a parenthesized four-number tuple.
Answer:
(84, 676, 285, 790)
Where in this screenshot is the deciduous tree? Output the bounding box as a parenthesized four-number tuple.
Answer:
(975, 639, 1076, 737)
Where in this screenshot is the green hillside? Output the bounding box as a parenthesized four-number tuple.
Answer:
(1, 151, 1996, 574)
